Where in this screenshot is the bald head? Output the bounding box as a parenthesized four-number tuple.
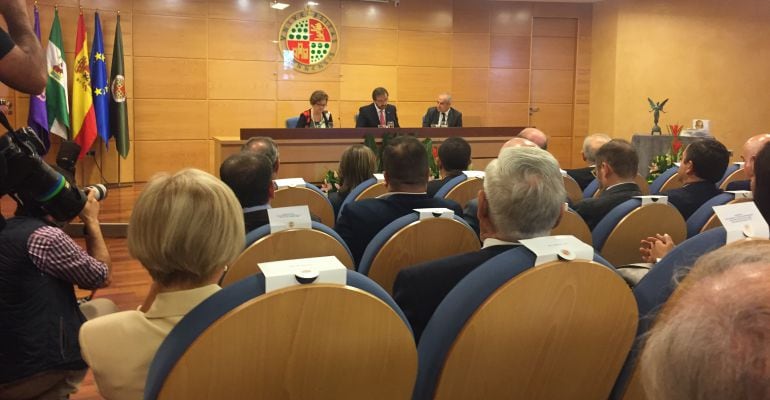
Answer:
(517, 128, 548, 150)
(501, 137, 538, 151)
(742, 134, 770, 178)
(582, 133, 611, 164)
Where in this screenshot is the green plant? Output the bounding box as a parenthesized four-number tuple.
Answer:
(321, 169, 340, 193)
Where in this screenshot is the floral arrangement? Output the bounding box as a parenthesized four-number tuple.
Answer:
(321, 169, 340, 194)
(647, 124, 684, 183)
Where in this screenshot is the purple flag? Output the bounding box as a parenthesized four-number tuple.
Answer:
(28, 6, 49, 153)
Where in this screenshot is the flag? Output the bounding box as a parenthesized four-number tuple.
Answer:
(90, 12, 109, 148)
(28, 5, 49, 153)
(110, 13, 129, 159)
(72, 12, 97, 159)
(45, 8, 69, 140)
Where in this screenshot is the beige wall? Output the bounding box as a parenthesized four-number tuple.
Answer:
(590, 0, 770, 158)
(9, 0, 591, 183)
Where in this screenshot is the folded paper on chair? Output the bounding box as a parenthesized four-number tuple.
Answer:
(260, 256, 347, 293)
(414, 208, 454, 220)
(268, 205, 312, 233)
(519, 235, 594, 266)
(713, 202, 770, 244)
(726, 190, 752, 200)
(462, 170, 485, 179)
(274, 177, 307, 188)
(634, 195, 668, 206)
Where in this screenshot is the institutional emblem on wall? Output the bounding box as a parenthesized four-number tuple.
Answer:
(279, 8, 339, 73)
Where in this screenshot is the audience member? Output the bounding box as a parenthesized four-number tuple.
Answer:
(79, 169, 244, 400)
(427, 136, 471, 197)
(422, 93, 463, 127)
(662, 139, 729, 219)
(295, 90, 333, 128)
(518, 127, 548, 150)
(573, 139, 641, 229)
(328, 144, 377, 217)
(640, 240, 770, 400)
(567, 133, 611, 190)
(0, 191, 111, 399)
(242, 136, 280, 177)
(727, 133, 770, 191)
(394, 146, 565, 340)
(356, 87, 400, 128)
(220, 152, 275, 232)
(335, 135, 462, 265)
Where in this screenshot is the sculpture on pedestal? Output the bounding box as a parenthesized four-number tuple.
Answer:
(647, 97, 669, 135)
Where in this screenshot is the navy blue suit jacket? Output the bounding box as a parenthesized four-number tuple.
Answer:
(334, 193, 463, 266)
(574, 182, 642, 230)
(663, 181, 722, 220)
(356, 103, 400, 128)
(726, 179, 750, 191)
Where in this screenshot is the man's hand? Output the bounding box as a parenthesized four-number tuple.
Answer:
(79, 190, 101, 225)
(640, 233, 676, 263)
(79, 190, 112, 284)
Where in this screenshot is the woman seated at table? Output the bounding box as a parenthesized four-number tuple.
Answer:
(296, 90, 333, 128)
(328, 144, 377, 216)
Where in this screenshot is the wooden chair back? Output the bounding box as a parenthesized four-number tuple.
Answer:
(700, 197, 753, 234)
(355, 182, 387, 200)
(657, 172, 683, 193)
(445, 178, 484, 209)
(602, 203, 686, 266)
(432, 260, 638, 400)
(369, 218, 480, 294)
(634, 174, 650, 195)
(552, 208, 593, 246)
(155, 285, 417, 400)
(563, 175, 583, 205)
(719, 167, 747, 190)
(222, 229, 354, 287)
(272, 186, 335, 227)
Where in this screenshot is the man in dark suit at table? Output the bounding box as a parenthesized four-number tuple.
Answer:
(422, 93, 462, 128)
(220, 152, 275, 233)
(335, 135, 463, 265)
(427, 136, 471, 197)
(393, 146, 566, 340)
(573, 139, 642, 230)
(567, 133, 611, 190)
(355, 87, 400, 128)
(662, 139, 729, 220)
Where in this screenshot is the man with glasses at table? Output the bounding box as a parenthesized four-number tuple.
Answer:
(422, 93, 463, 128)
(356, 87, 400, 128)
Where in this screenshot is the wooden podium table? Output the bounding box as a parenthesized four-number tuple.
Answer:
(214, 127, 524, 182)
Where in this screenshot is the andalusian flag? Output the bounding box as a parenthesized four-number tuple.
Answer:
(28, 5, 49, 152)
(45, 8, 69, 140)
(72, 12, 97, 159)
(110, 14, 129, 158)
(90, 12, 109, 148)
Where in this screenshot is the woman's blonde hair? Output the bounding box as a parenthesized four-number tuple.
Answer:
(339, 144, 376, 193)
(128, 169, 245, 286)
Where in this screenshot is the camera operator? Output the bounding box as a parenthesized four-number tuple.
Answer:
(0, 0, 47, 94)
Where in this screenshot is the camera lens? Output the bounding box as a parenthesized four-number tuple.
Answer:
(86, 184, 107, 201)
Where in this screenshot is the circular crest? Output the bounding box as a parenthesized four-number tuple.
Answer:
(279, 8, 339, 73)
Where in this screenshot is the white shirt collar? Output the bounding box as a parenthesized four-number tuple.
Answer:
(482, 238, 519, 249)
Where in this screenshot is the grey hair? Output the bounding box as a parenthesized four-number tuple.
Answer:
(640, 240, 770, 400)
(439, 93, 452, 104)
(582, 133, 611, 163)
(483, 146, 565, 241)
(241, 136, 280, 167)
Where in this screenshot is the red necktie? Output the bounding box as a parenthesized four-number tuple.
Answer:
(379, 109, 385, 126)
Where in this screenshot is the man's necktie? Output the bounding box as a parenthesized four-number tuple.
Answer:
(379, 109, 385, 126)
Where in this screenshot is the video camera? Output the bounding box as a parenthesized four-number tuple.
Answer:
(0, 126, 106, 223)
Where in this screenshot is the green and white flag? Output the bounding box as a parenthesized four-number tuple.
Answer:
(46, 8, 70, 139)
(110, 14, 129, 158)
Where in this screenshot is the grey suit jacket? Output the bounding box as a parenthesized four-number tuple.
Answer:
(422, 107, 462, 127)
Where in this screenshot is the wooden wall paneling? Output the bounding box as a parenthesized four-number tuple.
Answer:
(397, 31, 452, 67)
(208, 0, 277, 22)
(533, 3, 592, 20)
(36, 5, 79, 52)
(134, 140, 210, 181)
(340, 1, 398, 30)
(337, 27, 398, 65)
(575, 69, 591, 104)
(133, 58, 207, 99)
(576, 35, 592, 71)
(452, 0, 490, 34)
(530, 69, 575, 104)
(82, 10, 133, 56)
(531, 104, 573, 137)
(133, 100, 209, 140)
(532, 18, 578, 38)
(208, 60, 277, 100)
(398, 0, 453, 32)
(209, 100, 278, 136)
(573, 104, 590, 137)
(452, 68, 489, 102)
(33, 0, 78, 8)
(451, 33, 491, 68)
(572, 135, 587, 167)
(339, 101, 367, 128)
(486, 103, 530, 127)
(547, 136, 573, 169)
(396, 101, 435, 128)
(276, 63, 342, 83)
(490, 2, 532, 36)
(531, 37, 577, 70)
(488, 68, 530, 103)
(451, 101, 487, 127)
(397, 67, 452, 102)
(276, 81, 340, 101)
(339, 65, 398, 101)
(132, 0, 208, 17)
(208, 19, 279, 61)
(79, 0, 132, 12)
(489, 35, 531, 69)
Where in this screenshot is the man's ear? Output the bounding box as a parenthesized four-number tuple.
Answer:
(478, 190, 490, 221)
(552, 203, 566, 229)
(268, 182, 275, 200)
(383, 171, 392, 190)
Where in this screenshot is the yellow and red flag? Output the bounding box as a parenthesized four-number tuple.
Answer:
(72, 12, 97, 159)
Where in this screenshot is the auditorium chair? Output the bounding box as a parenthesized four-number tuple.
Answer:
(648, 166, 680, 194)
(563, 175, 583, 204)
(220, 221, 354, 287)
(337, 177, 387, 219)
(272, 183, 335, 227)
(610, 228, 727, 400)
(284, 116, 299, 128)
(685, 192, 736, 238)
(144, 270, 417, 400)
(633, 174, 651, 195)
(433, 174, 484, 209)
(584, 175, 651, 199)
(358, 213, 480, 294)
(551, 208, 593, 246)
(592, 199, 686, 266)
(718, 165, 746, 190)
(413, 246, 636, 400)
(583, 178, 600, 198)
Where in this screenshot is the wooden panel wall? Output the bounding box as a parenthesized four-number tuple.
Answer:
(9, 0, 592, 183)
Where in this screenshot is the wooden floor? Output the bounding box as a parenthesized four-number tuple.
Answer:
(2, 185, 151, 400)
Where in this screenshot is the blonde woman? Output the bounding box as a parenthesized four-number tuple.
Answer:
(329, 144, 377, 216)
(79, 169, 245, 400)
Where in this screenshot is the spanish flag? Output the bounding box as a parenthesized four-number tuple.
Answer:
(72, 12, 97, 159)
